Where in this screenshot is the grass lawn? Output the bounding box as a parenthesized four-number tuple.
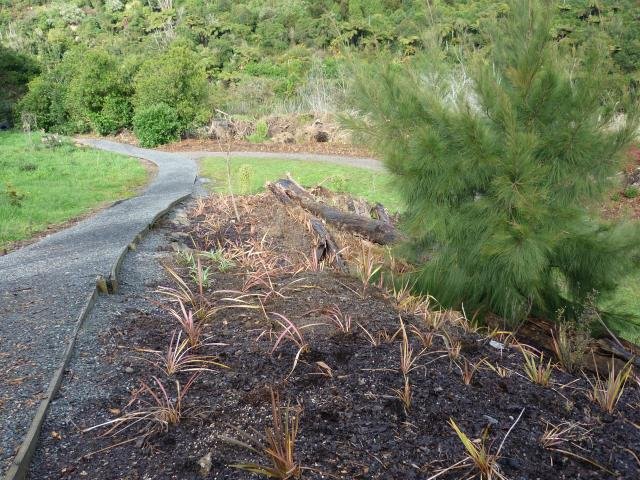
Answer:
(199, 156, 403, 213)
(0, 131, 149, 249)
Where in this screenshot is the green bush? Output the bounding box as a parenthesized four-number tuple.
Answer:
(133, 43, 209, 131)
(92, 95, 132, 135)
(66, 49, 131, 132)
(0, 46, 39, 126)
(17, 48, 131, 134)
(623, 186, 639, 199)
(17, 71, 73, 133)
(246, 120, 269, 143)
(349, 0, 640, 325)
(133, 103, 181, 147)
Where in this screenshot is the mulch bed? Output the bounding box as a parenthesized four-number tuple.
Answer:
(29, 193, 640, 479)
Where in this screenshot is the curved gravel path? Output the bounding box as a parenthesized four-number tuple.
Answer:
(185, 149, 383, 171)
(0, 140, 197, 477)
(0, 138, 382, 478)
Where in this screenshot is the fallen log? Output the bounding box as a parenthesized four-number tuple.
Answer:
(266, 177, 404, 245)
(308, 217, 347, 271)
(370, 203, 392, 224)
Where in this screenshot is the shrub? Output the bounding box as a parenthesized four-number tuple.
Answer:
(133, 103, 181, 147)
(66, 49, 131, 133)
(91, 95, 132, 136)
(623, 186, 639, 199)
(17, 68, 74, 134)
(133, 43, 209, 131)
(246, 120, 268, 143)
(237, 164, 254, 193)
(348, 0, 640, 325)
(0, 46, 39, 127)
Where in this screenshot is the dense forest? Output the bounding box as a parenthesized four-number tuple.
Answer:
(1, 0, 640, 145)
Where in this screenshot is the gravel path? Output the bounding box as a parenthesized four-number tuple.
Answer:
(27, 212, 180, 479)
(185, 150, 384, 172)
(0, 140, 197, 476)
(0, 138, 382, 477)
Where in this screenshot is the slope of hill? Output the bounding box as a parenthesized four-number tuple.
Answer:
(1, 0, 639, 138)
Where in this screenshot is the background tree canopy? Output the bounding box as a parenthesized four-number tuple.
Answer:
(1, 0, 640, 135)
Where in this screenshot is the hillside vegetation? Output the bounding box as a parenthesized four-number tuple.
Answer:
(1, 1, 640, 144)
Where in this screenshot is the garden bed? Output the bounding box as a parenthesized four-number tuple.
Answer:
(30, 193, 640, 479)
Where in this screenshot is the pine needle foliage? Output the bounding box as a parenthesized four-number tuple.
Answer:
(347, 0, 640, 325)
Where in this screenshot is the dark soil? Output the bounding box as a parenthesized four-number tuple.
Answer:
(29, 194, 640, 480)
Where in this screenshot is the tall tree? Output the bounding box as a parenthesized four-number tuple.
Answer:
(348, 0, 640, 325)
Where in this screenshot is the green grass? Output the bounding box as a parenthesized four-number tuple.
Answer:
(0, 131, 148, 248)
(199, 156, 403, 212)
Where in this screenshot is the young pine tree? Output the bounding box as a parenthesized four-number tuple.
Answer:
(348, 0, 640, 325)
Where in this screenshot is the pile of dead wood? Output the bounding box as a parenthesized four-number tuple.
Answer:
(266, 175, 640, 374)
(266, 175, 403, 271)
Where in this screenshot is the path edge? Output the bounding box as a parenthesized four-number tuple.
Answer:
(3, 193, 191, 480)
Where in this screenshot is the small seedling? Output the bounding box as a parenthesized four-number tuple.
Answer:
(354, 242, 383, 297)
(623, 186, 639, 199)
(84, 375, 199, 438)
(483, 361, 512, 379)
(190, 263, 212, 289)
(324, 305, 353, 334)
(137, 330, 227, 376)
(586, 359, 632, 413)
(223, 388, 302, 479)
(265, 313, 323, 375)
(456, 357, 484, 386)
(390, 375, 413, 414)
(398, 317, 426, 375)
(357, 322, 381, 347)
(424, 309, 448, 331)
(442, 330, 462, 362)
(201, 249, 236, 272)
(521, 348, 554, 386)
(410, 325, 434, 349)
(428, 409, 525, 480)
(176, 249, 195, 267)
(551, 311, 590, 373)
(168, 300, 204, 348)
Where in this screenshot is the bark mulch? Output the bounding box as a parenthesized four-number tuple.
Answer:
(29, 194, 640, 480)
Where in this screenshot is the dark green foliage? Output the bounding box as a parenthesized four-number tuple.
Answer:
(133, 103, 181, 148)
(17, 48, 131, 134)
(133, 43, 209, 131)
(66, 49, 132, 134)
(92, 95, 132, 136)
(0, 46, 39, 126)
(17, 68, 74, 133)
(623, 187, 639, 199)
(348, 0, 640, 325)
(5, 0, 640, 139)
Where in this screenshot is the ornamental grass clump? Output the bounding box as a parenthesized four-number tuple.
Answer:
(348, 0, 640, 326)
